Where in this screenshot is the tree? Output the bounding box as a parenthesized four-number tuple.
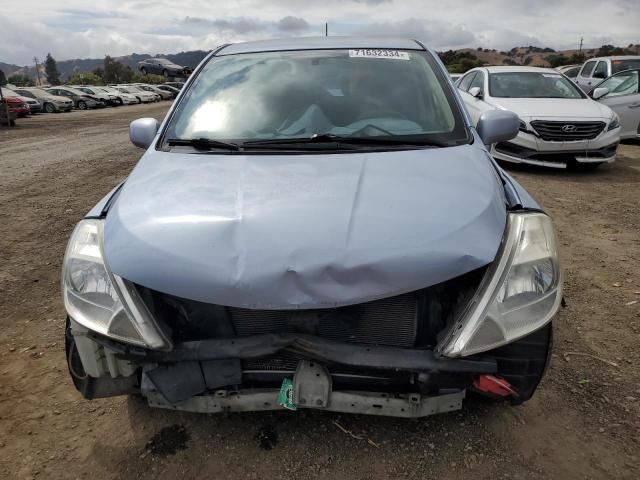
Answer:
(66, 72, 103, 85)
(7, 74, 34, 86)
(131, 72, 165, 84)
(103, 56, 134, 84)
(0, 69, 6, 86)
(44, 53, 61, 85)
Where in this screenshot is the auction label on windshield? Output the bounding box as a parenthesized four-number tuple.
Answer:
(349, 49, 410, 60)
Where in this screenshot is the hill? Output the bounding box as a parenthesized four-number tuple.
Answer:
(2, 44, 639, 83)
(1, 51, 209, 83)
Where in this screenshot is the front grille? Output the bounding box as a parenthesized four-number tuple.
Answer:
(530, 121, 605, 141)
(229, 292, 418, 348)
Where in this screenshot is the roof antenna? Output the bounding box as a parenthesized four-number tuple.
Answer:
(325, 22, 328, 37)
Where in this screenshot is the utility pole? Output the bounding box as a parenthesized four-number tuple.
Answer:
(325, 22, 328, 37)
(579, 37, 583, 55)
(33, 57, 41, 86)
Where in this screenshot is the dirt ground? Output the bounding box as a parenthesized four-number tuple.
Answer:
(1, 104, 639, 480)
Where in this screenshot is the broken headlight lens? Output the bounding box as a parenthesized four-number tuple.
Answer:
(440, 212, 562, 357)
(62, 219, 169, 349)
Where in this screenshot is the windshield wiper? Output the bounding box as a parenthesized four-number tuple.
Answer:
(167, 137, 240, 151)
(242, 133, 448, 148)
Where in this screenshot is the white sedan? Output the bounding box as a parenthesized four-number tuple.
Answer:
(456, 66, 621, 169)
(590, 68, 640, 140)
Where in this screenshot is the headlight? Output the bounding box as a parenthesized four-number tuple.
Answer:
(607, 116, 620, 131)
(62, 219, 169, 349)
(439, 212, 562, 357)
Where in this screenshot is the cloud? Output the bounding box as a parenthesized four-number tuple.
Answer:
(183, 16, 266, 34)
(1, 1, 638, 65)
(351, 0, 393, 4)
(355, 19, 476, 47)
(276, 16, 310, 32)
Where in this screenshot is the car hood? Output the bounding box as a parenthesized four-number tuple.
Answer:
(105, 145, 507, 308)
(491, 97, 612, 119)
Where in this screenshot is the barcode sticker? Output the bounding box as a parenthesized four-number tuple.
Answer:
(349, 49, 410, 60)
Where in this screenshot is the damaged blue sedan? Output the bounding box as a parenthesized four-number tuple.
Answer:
(62, 37, 562, 417)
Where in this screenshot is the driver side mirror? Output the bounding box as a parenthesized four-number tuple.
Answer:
(468, 86, 483, 99)
(591, 87, 609, 100)
(129, 118, 160, 149)
(476, 110, 519, 146)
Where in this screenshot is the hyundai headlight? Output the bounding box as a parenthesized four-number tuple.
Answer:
(62, 219, 169, 349)
(607, 115, 620, 131)
(439, 212, 562, 357)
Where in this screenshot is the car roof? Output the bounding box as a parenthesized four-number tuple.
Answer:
(218, 36, 424, 55)
(480, 66, 561, 74)
(585, 55, 640, 61)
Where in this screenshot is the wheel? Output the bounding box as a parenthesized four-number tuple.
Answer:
(77, 100, 87, 110)
(136, 97, 142, 104)
(117, 98, 123, 106)
(141, 67, 147, 75)
(44, 102, 56, 113)
(162, 69, 169, 78)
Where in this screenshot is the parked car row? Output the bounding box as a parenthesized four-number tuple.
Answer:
(455, 63, 639, 169)
(0, 82, 184, 124)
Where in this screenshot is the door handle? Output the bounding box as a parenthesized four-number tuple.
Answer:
(629, 103, 640, 109)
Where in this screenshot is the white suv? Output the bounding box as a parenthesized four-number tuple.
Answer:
(574, 56, 640, 92)
(457, 66, 621, 169)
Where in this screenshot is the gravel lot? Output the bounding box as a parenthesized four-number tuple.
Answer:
(1, 104, 639, 480)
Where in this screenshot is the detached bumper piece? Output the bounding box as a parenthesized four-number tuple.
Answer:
(141, 359, 465, 418)
(495, 141, 618, 166)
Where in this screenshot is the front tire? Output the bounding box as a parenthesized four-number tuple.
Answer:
(162, 69, 169, 78)
(141, 67, 147, 75)
(77, 100, 87, 110)
(44, 102, 56, 113)
(136, 97, 142, 104)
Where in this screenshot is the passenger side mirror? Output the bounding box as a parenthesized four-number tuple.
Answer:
(591, 87, 609, 100)
(476, 110, 519, 146)
(468, 87, 483, 99)
(129, 118, 160, 149)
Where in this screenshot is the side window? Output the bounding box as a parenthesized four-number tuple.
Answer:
(469, 72, 484, 93)
(600, 71, 639, 97)
(580, 61, 597, 78)
(458, 72, 476, 92)
(593, 61, 608, 79)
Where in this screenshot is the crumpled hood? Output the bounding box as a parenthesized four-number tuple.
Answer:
(105, 145, 507, 308)
(493, 98, 612, 119)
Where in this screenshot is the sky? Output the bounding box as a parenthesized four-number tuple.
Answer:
(1, 0, 638, 65)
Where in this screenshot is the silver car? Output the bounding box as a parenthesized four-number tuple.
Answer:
(590, 68, 640, 139)
(62, 37, 562, 418)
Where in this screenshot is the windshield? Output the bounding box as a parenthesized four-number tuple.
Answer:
(489, 72, 585, 98)
(163, 49, 467, 148)
(1, 88, 19, 97)
(612, 59, 640, 74)
(126, 86, 143, 92)
(25, 88, 51, 98)
(157, 59, 172, 65)
(65, 88, 89, 96)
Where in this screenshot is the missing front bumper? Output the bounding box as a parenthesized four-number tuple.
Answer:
(142, 359, 466, 418)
